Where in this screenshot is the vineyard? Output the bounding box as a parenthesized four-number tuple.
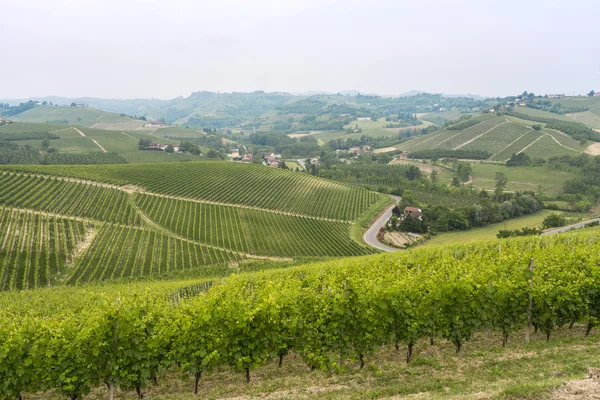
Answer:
(67, 224, 240, 284)
(0, 207, 90, 291)
(0, 162, 384, 290)
(0, 162, 384, 220)
(2, 230, 600, 399)
(398, 113, 590, 161)
(134, 194, 374, 257)
(0, 173, 141, 225)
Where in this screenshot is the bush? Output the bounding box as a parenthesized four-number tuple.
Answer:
(543, 213, 566, 229)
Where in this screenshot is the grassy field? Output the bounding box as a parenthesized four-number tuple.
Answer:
(470, 163, 577, 197)
(9, 105, 142, 128)
(421, 209, 555, 247)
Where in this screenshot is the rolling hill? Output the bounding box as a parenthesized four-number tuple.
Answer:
(2, 226, 600, 399)
(0, 162, 386, 290)
(396, 113, 591, 162)
(8, 104, 147, 130)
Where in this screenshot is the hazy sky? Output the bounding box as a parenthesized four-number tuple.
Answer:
(1, 0, 598, 99)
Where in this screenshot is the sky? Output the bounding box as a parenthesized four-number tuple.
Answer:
(1, 0, 598, 99)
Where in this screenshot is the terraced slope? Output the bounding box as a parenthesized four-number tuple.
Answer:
(0, 162, 383, 289)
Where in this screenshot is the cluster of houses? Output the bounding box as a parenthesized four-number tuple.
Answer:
(335, 145, 372, 158)
(262, 151, 283, 167)
(144, 121, 169, 128)
(147, 143, 181, 152)
(229, 149, 254, 163)
(0, 117, 9, 125)
(228, 149, 285, 167)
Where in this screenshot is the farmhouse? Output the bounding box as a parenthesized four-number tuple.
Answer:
(144, 121, 168, 128)
(595, 92, 600, 97)
(357, 117, 371, 121)
(547, 94, 564, 99)
(309, 157, 320, 166)
(230, 148, 240, 158)
(348, 146, 363, 155)
(242, 153, 253, 162)
(269, 160, 280, 168)
(404, 206, 423, 219)
(76, 104, 87, 108)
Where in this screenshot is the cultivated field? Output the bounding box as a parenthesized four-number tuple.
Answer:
(9, 105, 143, 128)
(3, 230, 600, 399)
(0, 162, 384, 289)
(398, 113, 589, 162)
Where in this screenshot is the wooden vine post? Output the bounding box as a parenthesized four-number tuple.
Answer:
(526, 258, 534, 343)
(109, 298, 120, 400)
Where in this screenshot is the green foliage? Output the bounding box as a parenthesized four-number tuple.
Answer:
(496, 226, 543, 238)
(542, 213, 566, 228)
(3, 232, 600, 395)
(506, 152, 532, 166)
(447, 117, 479, 130)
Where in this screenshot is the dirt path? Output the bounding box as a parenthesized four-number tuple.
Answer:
(516, 134, 545, 155)
(121, 131, 137, 139)
(546, 133, 578, 151)
(73, 127, 108, 153)
(454, 120, 509, 150)
(550, 372, 600, 399)
(489, 129, 534, 159)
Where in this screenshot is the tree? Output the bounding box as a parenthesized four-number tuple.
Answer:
(138, 138, 151, 150)
(543, 213, 566, 229)
(430, 169, 438, 183)
(588, 90, 595, 97)
(506, 152, 531, 166)
(165, 144, 174, 153)
(207, 149, 218, 158)
(41, 139, 50, 150)
(532, 125, 542, 131)
(495, 172, 508, 190)
(455, 162, 472, 182)
(70, 102, 77, 107)
(405, 165, 421, 181)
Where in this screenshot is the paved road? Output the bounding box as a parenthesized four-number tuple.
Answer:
(297, 159, 306, 170)
(363, 195, 402, 252)
(541, 217, 600, 235)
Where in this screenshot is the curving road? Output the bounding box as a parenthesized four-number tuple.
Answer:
(541, 217, 600, 236)
(363, 195, 402, 252)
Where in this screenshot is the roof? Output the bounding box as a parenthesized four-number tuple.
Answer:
(404, 206, 422, 213)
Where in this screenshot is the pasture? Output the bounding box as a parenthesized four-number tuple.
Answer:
(421, 209, 555, 247)
(470, 163, 578, 197)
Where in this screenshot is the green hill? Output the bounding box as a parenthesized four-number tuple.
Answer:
(2, 228, 600, 399)
(397, 113, 591, 162)
(8, 104, 145, 129)
(0, 162, 385, 290)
